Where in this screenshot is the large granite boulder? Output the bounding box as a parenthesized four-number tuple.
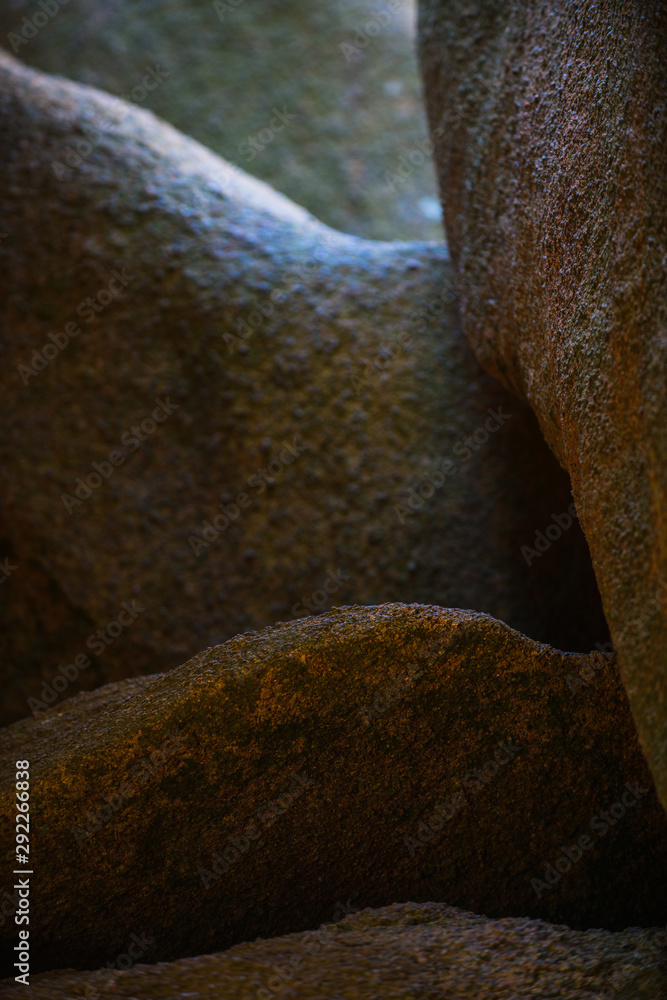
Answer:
(2, 901, 666, 999)
(0, 52, 607, 726)
(0, 604, 665, 976)
(0, 0, 442, 242)
(418, 1, 667, 809)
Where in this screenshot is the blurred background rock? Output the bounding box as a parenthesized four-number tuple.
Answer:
(0, 0, 443, 241)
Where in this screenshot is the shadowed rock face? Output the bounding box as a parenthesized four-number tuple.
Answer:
(2, 902, 667, 1000)
(0, 604, 665, 976)
(0, 0, 441, 242)
(418, 1, 667, 809)
(0, 52, 607, 726)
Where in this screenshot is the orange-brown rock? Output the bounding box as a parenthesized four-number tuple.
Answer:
(418, 1, 667, 809)
(0, 604, 665, 976)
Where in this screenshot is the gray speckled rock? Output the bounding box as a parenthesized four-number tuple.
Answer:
(0, 52, 607, 725)
(2, 902, 667, 999)
(0, 0, 442, 242)
(0, 604, 665, 975)
(418, 0, 667, 811)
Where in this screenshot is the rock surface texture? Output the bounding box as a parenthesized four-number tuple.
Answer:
(0, 52, 607, 726)
(0, 0, 441, 242)
(1, 605, 665, 976)
(418, 0, 667, 809)
(2, 902, 667, 1000)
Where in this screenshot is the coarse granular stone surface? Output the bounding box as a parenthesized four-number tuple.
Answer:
(1, 604, 666, 976)
(0, 51, 607, 726)
(418, 0, 667, 811)
(2, 902, 667, 999)
(0, 0, 441, 242)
